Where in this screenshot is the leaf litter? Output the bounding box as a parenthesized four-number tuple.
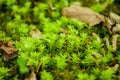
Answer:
(29, 28, 42, 39)
(62, 3, 120, 52)
(24, 71, 37, 80)
(0, 40, 18, 61)
(62, 4, 104, 26)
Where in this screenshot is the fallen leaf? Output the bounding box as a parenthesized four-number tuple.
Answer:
(92, 51, 102, 59)
(110, 12, 120, 23)
(0, 41, 18, 61)
(62, 5, 104, 26)
(112, 64, 119, 71)
(60, 28, 68, 34)
(29, 29, 42, 39)
(112, 24, 120, 33)
(24, 71, 37, 80)
(106, 64, 119, 72)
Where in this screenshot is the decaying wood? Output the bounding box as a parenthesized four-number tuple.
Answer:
(112, 34, 118, 52)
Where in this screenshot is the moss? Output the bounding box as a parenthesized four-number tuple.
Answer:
(0, 0, 119, 80)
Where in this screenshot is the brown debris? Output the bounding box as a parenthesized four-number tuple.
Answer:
(29, 29, 42, 39)
(62, 4, 104, 26)
(24, 71, 37, 80)
(104, 12, 120, 34)
(110, 12, 120, 23)
(104, 17, 115, 34)
(109, 58, 117, 67)
(92, 51, 102, 59)
(112, 24, 120, 33)
(112, 34, 119, 52)
(60, 28, 68, 34)
(106, 64, 119, 72)
(104, 12, 120, 52)
(0, 40, 18, 61)
(112, 64, 119, 71)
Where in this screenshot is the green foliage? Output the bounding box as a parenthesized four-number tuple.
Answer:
(40, 55, 51, 68)
(0, 67, 10, 80)
(0, 0, 119, 80)
(6, 0, 16, 6)
(54, 54, 67, 70)
(27, 52, 41, 67)
(91, 4, 105, 13)
(6, 22, 29, 40)
(0, 31, 6, 40)
(77, 72, 96, 80)
(16, 37, 40, 52)
(40, 70, 54, 80)
(91, 68, 101, 77)
(91, 36, 103, 49)
(17, 57, 29, 74)
(100, 69, 115, 80)
(72, 53, 79, 63)
(33, 3, 49, 18)
(100, 53, 113, 65)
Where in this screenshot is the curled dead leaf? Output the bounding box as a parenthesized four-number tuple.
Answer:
(112, 24, 120, 33)
(29, 29, 42, 39)
(106, 64, 119, 72)
(112, 64, 119, 71)
(92, 51, 102, 59)
(0, 41, 18, 61)
(24, 71, 37, 80)
(110, 12, 120, 23)
(60, 28, 68, 34)
(62, 5, 104, 26)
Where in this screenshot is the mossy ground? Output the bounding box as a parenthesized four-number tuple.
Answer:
(0, 0, 120, 80)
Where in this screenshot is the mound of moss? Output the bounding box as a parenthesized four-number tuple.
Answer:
(0, 0, 120, 80)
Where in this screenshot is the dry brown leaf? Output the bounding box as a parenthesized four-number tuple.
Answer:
(112, 24, 120, 33)
(60, 28, 68, 34)
(29, 29, 42, 39)
(112, 64, 119, 71)
(0, 41, 18, 61)
(92, 51, 102, 59)
(62, 5, 104, 26)
(24, 71, 37, 80)
(110, 12, 120, 23)
(106, 64, 119, 72)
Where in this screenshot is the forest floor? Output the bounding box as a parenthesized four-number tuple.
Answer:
(0, 0, 120, 80)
